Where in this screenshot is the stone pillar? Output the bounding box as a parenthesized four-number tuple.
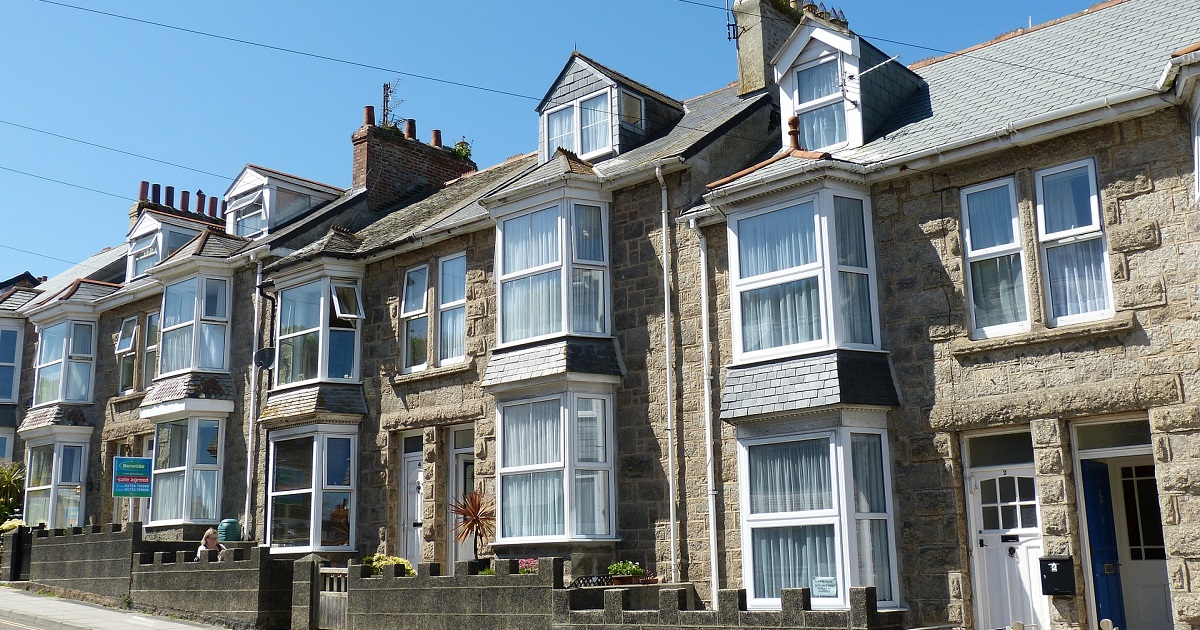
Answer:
(291, 553, 329, 630)
(1031, 418, 1087, 629)
(1149, 404, 1200, 626)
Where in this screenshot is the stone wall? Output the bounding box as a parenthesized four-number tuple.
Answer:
(25, 524, 139, 600)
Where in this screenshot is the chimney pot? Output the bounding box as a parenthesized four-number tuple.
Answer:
(404, 119, 416, 140)
(151, 183, 161, 204)
(364, 105, 376, 127)
(138, 181, 150, 202)
(195, 191, 206, 214)
(180, 190, 190, 213)
(788, 115, 801, 150)
(431, 129, 442, 148)
(221, 200, 227, 219)
(164, 186, 174, 207)
(208, 197, 218, 218)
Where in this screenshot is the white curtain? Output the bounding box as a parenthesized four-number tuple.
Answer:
(574, 205, 604, 261)
(738, 202, 816, 277)
(502, 270, 562, 342)
(741, 278, 821, 351)
(571, 269, 604, 333)
(851, 434, 893, 601)
(163, 279, 196, 328)
(439, 307, 465, 361)
(851, 434, 886, 512)
(1045, 239, 1108, 318)
(199, 323, 225, 370)
(575, 398, 605, 463)
(971, 255, 1027, 328)
(34, 363, 61, 405)
(501, 471, 564, 537)
(152, 470, 184, 521)
(856, 519, 892, 601)
(28, 446, 54, 486)
(752, 525, 837, 599)
(64, 361, 90, 401)
(574, 470, 609, 536)
(580, 94, 610, 154)
(25, 489, 50, 526)
(160, 326, 193, 373)
(190, 470, 218, 521)
(834, 197, 867, 268)
(798, 103, 845, 149)
(839, 272, 873, 345)
(749, 439, 831, 514)
(502, 401, 561, 467)
(503, 208, 559, 275)
(798, 61, 839, 102)
(1041, 167, 1092, 234)
(965, 186, 1016, 251)
(547, 108, 575, 154)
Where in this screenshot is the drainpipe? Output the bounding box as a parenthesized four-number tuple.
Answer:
(242, 256, 264, 538)
(656, 163, 679, 584)
(690, 218, 720, 608)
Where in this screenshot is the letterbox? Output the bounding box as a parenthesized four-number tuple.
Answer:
(1039, 556, 1075, 596)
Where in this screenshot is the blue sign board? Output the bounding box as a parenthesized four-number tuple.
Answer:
(113, 457, 153, 498)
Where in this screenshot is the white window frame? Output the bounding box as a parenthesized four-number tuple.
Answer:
(115, 316, 138, 394)
(1034, 159, 1113, 327)
(437, 253, 467, 365)
(33, 320, 95, 406)
(228, 190, 266, 239)
(1192, 97, 1200, 203)
(23, 431, 90, 529)
(148, 417, 224, 525)
(0, 429, 14, 462)
(142, 311, 159, 388)
(961, 178, 1030, 338)
(494, 391, 617, 544)
(400, 265, 429, 373)
(738, 424, 899, 611)
(126, 228, 198, 280)
(159, 275, 230, 376)
(728, 190, 878, 363)
(267, 424, 357, 553)
(793, 55, 848, 152)
(274, 277, 363, 388)
(543, 88, 614, 161)
(0, 322, 22, 404)
(496, 201, 611, 347)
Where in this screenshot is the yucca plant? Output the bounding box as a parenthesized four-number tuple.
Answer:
(0, 463, 24, 521)
(449, 490, 495, 560)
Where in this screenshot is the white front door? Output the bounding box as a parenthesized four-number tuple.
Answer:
(1109, 458, 1171, 630)
(447, 426, 475, 570)
(968, 467, 1050, 630)
(399, 452, 423, 562)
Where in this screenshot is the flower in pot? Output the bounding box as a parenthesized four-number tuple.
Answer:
(607, 560, 645, 585)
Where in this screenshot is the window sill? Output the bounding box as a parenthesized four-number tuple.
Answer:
(949, 310, 1135, 358)
(388, 360, 473, 387)
(108, 391, 146, 406)
(270, 378, 361, 394)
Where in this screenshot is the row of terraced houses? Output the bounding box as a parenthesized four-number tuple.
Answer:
(2, 1, 1200, 628)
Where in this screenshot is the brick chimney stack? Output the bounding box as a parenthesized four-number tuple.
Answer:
(351, 106, 476, 210)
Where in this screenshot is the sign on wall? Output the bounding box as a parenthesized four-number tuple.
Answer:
(113, 457, 153, 498)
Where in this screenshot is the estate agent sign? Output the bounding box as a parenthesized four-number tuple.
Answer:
(113, 457, 153, 498)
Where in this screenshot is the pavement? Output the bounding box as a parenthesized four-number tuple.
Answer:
(0, 585, 229, 630)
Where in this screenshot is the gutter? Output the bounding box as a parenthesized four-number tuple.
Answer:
(656, 163, 680, 585)
(1156, 49, 1200, 92)
(689, 218, 720, 608)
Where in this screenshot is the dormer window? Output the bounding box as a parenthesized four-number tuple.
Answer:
(224, 166, 342, 240)
(229, 191, 266, 238)
(545, 91, 612, 160)
(126, 228, 198, 280)
(795, 57, 846, 150)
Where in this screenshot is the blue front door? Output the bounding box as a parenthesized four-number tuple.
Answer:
(1081, 459, 1127, 629)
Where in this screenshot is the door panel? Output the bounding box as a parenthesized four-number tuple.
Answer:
(448, 453, 475, 565)
(1112, 460, 1170, 630)
(969, 467, 1050, 630)
(1080, 459, 1126, 629)
(400, 455, 423, 562)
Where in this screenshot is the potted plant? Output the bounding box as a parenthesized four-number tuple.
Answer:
(450, 490, 496, 572)
(607, 560, 645, 585)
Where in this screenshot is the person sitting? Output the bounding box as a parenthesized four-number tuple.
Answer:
(195, 528, 228, 562)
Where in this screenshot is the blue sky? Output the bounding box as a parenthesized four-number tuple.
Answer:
(0, 0, 1102, 279)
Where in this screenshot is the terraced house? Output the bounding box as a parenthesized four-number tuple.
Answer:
(2, 1, 1200, 629)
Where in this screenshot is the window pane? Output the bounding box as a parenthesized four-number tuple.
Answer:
(1045, 238, 1109, 319)
(856, 519, 893, 601)
(143, 349, 157, 385)
(749, 439, 831, 513)
(272, 493, 312, 547)
(280, 282, 322, 334)
(751, 524, 838, 600)
(798, 102, 845, 149)
(574, 205, 605, 262)
(1041, 166, 1094, 234)
(274, 437, 314, 492)
(502, 400, 561, 467)
(236, 204, 265, 237)
(190, 469, 219, 521)
(620, 91, 642, 127)
(326, 438, 352, 487)
(116, 319, 137, 352)
(133, 248, 156, 276)
(576, 398, 607, 464)
(156, 420, 188, 469)
(834, 197, 867, 267)
(59, 445, 83, 483)
(1076, 421, 1151, 451)
(503, 208, 560, 275)
(164, 231, 193, 257)
(28, 445, 54, 486)
(328, 329, 356, 380)
(439, 307, 465, 361)
(500, 470, 564, 538)
(402, 268, 428, 315)
(70, 323, 93, 357)
(55, 487, 82, 527)
(151, 470, 184, 521)
(970, 254, 1028, 329)
(738, 202, 817, 277)
(64, 361, 91, 401)
(439, 256, 466, 305)
(38, 323, 66, 364)
(194, 420, 219, 466)
(163, 278, 197, 328)
(145, 313, 159, 349)
(964, 185, 1017, 251)
(199, 323, 226, 370)
(34, 363, 61, 405)
(968, 432, 1034, 467)
(453, 429, 474, 450)
(501, 269, 562, 342)
(741, 277, 822, 351)
(547, 108, 575, 153)
(580, 94, 611, 154)
(574, 469, 610, 536)
(333, 285, 362, 318)
(203, 279, 227, 319)
(0, 329, 15, 363)
(161, 326, 193, 373)
(851, 434, 886, 513)
(571, 269, 605, 334)
(25, 488, 50, 526)
(797, 60, 839, 103)
(404, 317, 428, 369)
(839, 272, 873, 345)
(321, 491, 352, 547)
(0, 366, 13, 400)
(278, 330, 319, 384)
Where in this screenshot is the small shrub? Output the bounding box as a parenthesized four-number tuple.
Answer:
(0, 518, 25, 534)
(607, 560, 645, 577)
(478, 567, 495, 575)
(517, 558, 537, 574)
(361, 553, 414, 576)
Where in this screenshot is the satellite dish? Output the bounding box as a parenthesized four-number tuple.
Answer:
(253, 347, 275, 369)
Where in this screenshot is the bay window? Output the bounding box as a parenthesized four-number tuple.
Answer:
(739, 425, 897, 609)
(268, 426, 356, 551)
(0, 323, 20, 403)
(24, 433, 90, 528)
(150, 418, 222, 523)
(160, 276, 230, 375)
(961, 179, 1028, 337)
(794, 57, 846, 150)
(497, 393, 614, 541)
(729, 192, 876, 361)
(276, 278, 363, 386)
(1035, 160, 1112, 326)
(546, 92, 612, 159)
(498, 202, 609, 345)
(33, 320, 95, 405)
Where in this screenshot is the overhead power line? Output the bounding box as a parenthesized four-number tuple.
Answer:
(0, 165, 133, 201)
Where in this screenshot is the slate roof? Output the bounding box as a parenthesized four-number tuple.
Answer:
(21, 245, 128, 311)
(719, 350, 898, 421)
(141, 373, 237, 407)
(0, 287, 40, 312)
(484, 150, 598, 201)
(18, 404, 91, 433)
(482, 338, 623, 388)
(252, 188, 369, 253)
(538, 51, 684, 113)
(259, 383, 367, 425)
(158, 229, 248, 267)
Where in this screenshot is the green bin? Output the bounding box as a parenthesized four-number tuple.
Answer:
(217, 518, 242, 542)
